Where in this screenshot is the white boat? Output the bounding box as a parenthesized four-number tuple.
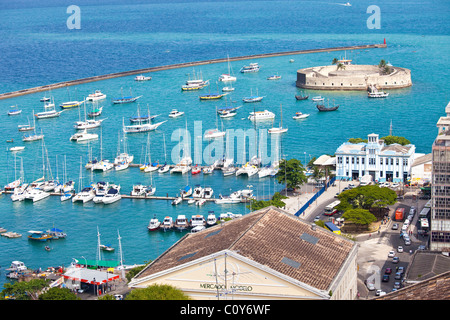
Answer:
(114, 133, 133, 171)
(240, 62, 260, 73)
(135, 74, 152, 81)
(218, 55, 237, 82)
(242, 88, 264, 103)
(24, 188, 50, 202)
(174, 214, 188, 230)
(72, 185, 96, 203)
(222, 86, 235, 92)
(60, 192, 73, 202)
(219, 110, 237, 118)
(102, 185, 121, 204)
(171, 163, 191, 174)
(123, 116, 166, 133)
(131, 184, 146, 196)
(74, 118, 106, 130)
(86, 90, 106, 101)
(215, 191, 242, 204)
(42, 180, 59, 192)
(196, 199, 206, 206)
(182, 69, 209, 91)
(222, 166, 237, 176)
(6, 261, 27, 272)
(267, 74, 281, 80)
(35, 104, 63, 119)
(203, 187, 214, 198)
(22, 112, 44, 142)
(312, 96, 324, 102)
(202, 165, 214, 174)
(158, 163, 170, 173)
(162, 216, 174, 231)
(293, 112, 310, 120)
(11, 183, 28, 202)
(62, 180, 75, 193)
(368, 91, 389, 98)
(193, 186, 204, 198)
(169, 109, 184, 118)
(181, 185, 193, 197)
(172, 197, 182, 205)
(147, 215, 161, 231)
(144, 162, 159, 173)
(236, 162, 259, 177)
(206, 213, 217, 226)
(268, 104, 288, 134)
(204, 128, 226, 139)
(93, 182, 110, 203)
(115, 161, 129, 171)
(92, 159, 114, 172)
(191, 225, 206, 233)
(248, 110, 275, 121)
(8, 106, 22, 116)
(188, 198, 196, 205)
(146, 185, 156, 196)
(10, 146, 25, 152)
(70, 129, 98, 142)
(190, 214, 206, 228)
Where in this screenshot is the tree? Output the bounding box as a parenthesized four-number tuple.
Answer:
(381, 135, 411, 146)
(336, 63, 346, 71)
(342, 208, 377, 226)
(332, 58, 338, 65)
(1, 278, 49, 300)
(348, 138, 368, 144)
(126, 263, 150, 282)
(125, 284, 191, 300)
(378, 59, 386, 68)
(311, 166, 325, 184)
(276, 159, 307, 190)
(39, 287, 80, 300)
(247, 192, 288, 211)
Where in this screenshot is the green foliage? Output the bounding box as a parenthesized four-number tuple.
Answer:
(276, 159, 307, 190)
(98, 294, 116, 300)
(348, 138, 368, 144)
(315, 220, 325, 228)
(381, 135, 411, 146)
(39, 287, 80, 300)
(378, 59, 386, 68)
(247, 192, 288, 211)
(1, 278, 49, 300)
(342, 208, 377, 225)
(126, 263, 150, 282)
(125, 284, 191, 300)
(337, 185, 397, 212)
(332, 58, 338, 65)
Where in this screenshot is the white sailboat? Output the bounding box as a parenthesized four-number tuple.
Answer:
(114, 132, 133, 171)
(91, 131, 114, 172)
(22, 112, 44, 142)
(123, 105, 166, 133)
(268, 104, 288, 134)
(158, 133, 170, 173)
(219, 55, 237, 82)
(171, 121, 192, 174)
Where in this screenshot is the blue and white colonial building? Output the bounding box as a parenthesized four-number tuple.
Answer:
(335, 133, 416, 183)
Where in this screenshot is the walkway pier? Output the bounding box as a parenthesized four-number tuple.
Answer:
(0, 43, 386, 100)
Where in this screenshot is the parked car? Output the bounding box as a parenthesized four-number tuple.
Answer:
(388, 250, 395, 258)
(348, 183, 355, 189)
(398, 246, 404, 253)
(394, 281, 401, 289)
(314, 216, 320, 222)
(391, 183, 399, 188)
(366, 281, 375, 291)
(418, 245, 426, 250)
(398, 266, 405, 274)
(392, 223, 399, 230)
(392, 257, 400, 264)
(376, 289, 386, 296)
(382, 275, 390, 282)
(404, 239, 411, 246)
(395, 272, 402, 280)
(385, 267, 392, 274)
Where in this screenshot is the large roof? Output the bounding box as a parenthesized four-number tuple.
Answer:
(133, 207, 356, 292)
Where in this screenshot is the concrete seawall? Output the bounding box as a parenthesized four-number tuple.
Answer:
(0, 43, 386, 100)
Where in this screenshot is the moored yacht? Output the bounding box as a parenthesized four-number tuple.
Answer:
(72, 185, 96, 203)
(102, 184, 121, 204)
(86, 90, 106, 101)
(147, 215, 161, 231)
(174, 215, 188, 231)
(248, 110, 275, 121)
(70, 130, 98, 142)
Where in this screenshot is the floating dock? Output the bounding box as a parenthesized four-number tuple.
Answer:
(0, 43, 386, 100)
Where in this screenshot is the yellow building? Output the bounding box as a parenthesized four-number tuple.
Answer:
(129, 207, 358, 300)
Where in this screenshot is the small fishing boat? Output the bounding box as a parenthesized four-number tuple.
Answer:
(86, 90, 106, 101)
(172, 196, 182, 205)
(27, 230, 52, 242)
(147, 215, 161, 231)
(191, 165, 201, 175)
(293, 112, 310, 120)
(169, 109, 184, 118)
(240, 62, 260, 73)
(199, 93, 227, 100)
(45, 246, 51, 251)
(267, 74, 281, 80)
(162, 216, 174, 231)
(312, 96, 324, 102)
(135, 74, 152, 81)
(295, 93, 309, 100)
(8, 106, 22, 116)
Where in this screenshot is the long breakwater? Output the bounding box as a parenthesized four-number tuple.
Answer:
(0, 43, 386, 100)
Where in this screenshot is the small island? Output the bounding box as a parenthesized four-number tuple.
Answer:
(295, 57, 412, 91)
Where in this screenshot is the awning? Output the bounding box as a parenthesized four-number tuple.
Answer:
(74, 258, 120, 268)
(63, 267, 119, 285)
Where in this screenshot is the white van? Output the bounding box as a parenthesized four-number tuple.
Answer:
(401, 224, 408, 232)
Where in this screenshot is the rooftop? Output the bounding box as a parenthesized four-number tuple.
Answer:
(133, 207, 356, 292)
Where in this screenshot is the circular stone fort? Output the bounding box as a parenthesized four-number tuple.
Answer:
(295, 58, 412, 91)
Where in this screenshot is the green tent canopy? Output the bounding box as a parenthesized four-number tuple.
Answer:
(74, 258, 120, 269)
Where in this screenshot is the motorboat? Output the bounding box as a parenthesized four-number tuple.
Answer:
(181, 185, 193, 197)
(9, 146, 25, 152)
(91, 159, 114, 172)
(196, 198, 206, 206)
(169, 109, 184, 118)
(100, 244, 115, 252)
(102, 185, 121, 204)
(293, 112, 310, 120)
(135, 74, 152, 81)
(93, 182, 110, 203)
(144, 162, 159, 173)
(188, 198, 196, 205)
(203, 187, 214, 199)
(219, 110, 237, 118)
(174, 215, 188, 231)
(60, 192, 73, 202)
(206, 213, 217, 226)
(74, 119, 106, 130)
(193, 186, 204, 198)
(222, 166, 237, 176)
(202, 165, 214, 175)
(312, 96, 324, 102)
(222, 86, 235, 92)
(147, 215, 161, 231)
(72, 185, 96, 203)
(215, 191, 242, 204)
(158, 163, 170, 173)
(191, 225, 206, 233)
(27, 230, 52, 241)
(267, 74, 281, 80)
(172, 196, 182, 205)
(6, 261, 27, 272)
(131, 184, 147, 196)
(240, 62, 260, 73)
(86, 90, 106, 101)
(191, 165, 201, 175)
(220, 212, 242, 220)
(368, 91, 389, 98)
(161, 216, 174, 231)
(190, 215, 206, 228)
(204, 128, 226, 139)
(8, 106, 22, 116)
(70, 130, 98, 142)
(248, 110, 275, 121)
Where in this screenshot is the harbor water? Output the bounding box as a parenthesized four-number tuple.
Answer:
(0, 0, 449, 289)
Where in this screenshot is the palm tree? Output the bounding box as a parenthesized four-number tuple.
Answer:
(378, 59, 386, 68)
(332, 58, 339, 65)
(337, 63, 346, 71)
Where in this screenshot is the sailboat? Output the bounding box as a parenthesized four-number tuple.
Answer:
(74, 101, 106, 129)
(59, 88, 85, 109)
(181, 69, 209, 91)
(242, 88, 264, 103)
(22, 112, 44, 142)
(112, 87, 142, 104)
(144, 133, 159, 172)
(122, 105, 166, 133)
(218, 55, 237, 82)
(204, 107, 226, 139)
(268, 104, 288, 134)
(114, 132, 133, 171)
(91, 131, 114, 172)
(18, 116, 35, 132)
(35, 98, 63, 119)
(158, 134, 170, 173)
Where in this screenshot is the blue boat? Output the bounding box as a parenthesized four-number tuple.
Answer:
(112, 88, 142, 104)
(27, 230, 52, 241)
(47, 227, 67, 239)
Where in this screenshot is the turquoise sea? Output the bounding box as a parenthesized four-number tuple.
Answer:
(0, 0, 449, 289)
